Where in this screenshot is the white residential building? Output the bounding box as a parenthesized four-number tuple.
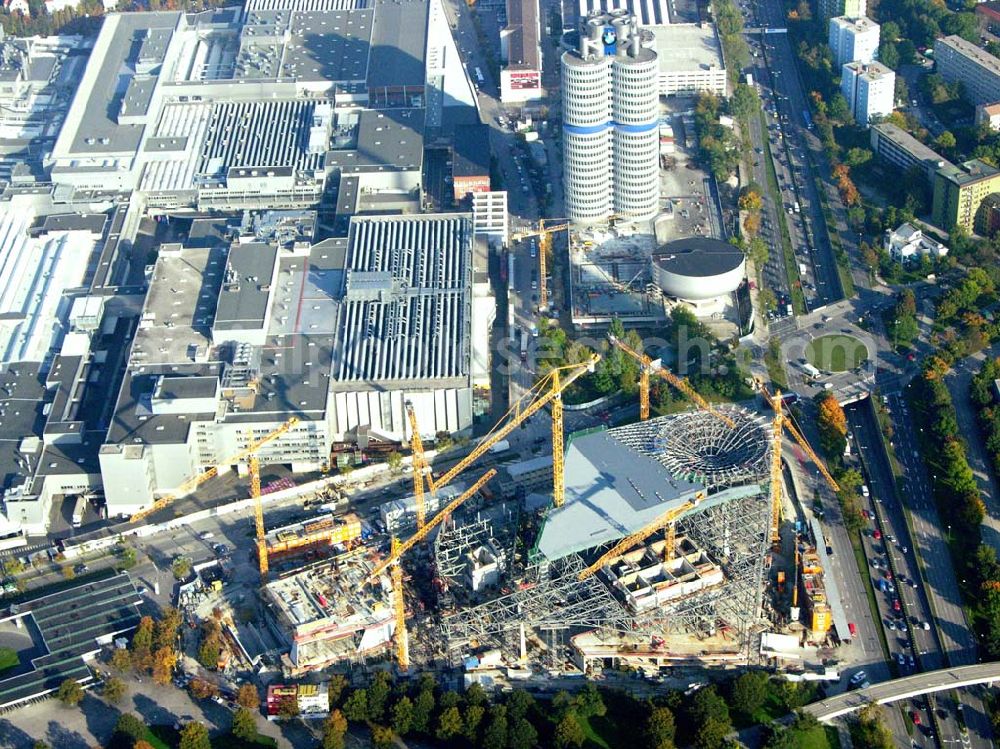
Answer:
(884, 222, 949, 261)
(828, 16, 880, 68)
(976, 101, 1000, 131)
(841, 61, 895, 125)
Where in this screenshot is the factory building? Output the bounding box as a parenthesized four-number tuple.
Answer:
(650, 237, 746, 303)
(840, 60, 895, 125)
(562, 11, 659, 223)
(263, 556, 395, 675)
(500, 0, 543, 103)
(828, 16, 879, 68)
(935, 34, 1000, 107)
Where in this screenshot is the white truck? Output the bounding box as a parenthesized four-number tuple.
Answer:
(71, 495, 87, 527)
(802, 362, 821, 379)
(488, 440, 511, 454)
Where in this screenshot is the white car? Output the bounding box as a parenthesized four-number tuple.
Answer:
(861, 485, 870, 497)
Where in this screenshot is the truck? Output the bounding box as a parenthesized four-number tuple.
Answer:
(793, 201, 800, 214)
(745, 72, 753, 87)
(799, 262, 808, 276)
(488, 440, 511, 455)
(71, 495, 87, 527)
(802, 362, 821, 379)
(520, 330, 529, 361)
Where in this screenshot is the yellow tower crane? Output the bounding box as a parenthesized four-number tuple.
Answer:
(130, 417, 301, 523)
(405, 402, 429, 529)
(577, 493, 705, 581)
(758, 384, 840, 545)
(608, 334, 736, 427)
(250, 454, 268, 578)
(370, 469, 497, 670)
(427, 355, 599, 508)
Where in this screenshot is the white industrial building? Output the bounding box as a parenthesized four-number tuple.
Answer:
(500, 0, 543, 104)
(650, 237, 745, 302)
(562, 10, 659, 223)
(828, 16, 879, 68)
(841, 61, 895, 125)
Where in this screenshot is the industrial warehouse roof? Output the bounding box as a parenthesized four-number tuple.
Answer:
(534, 412, 770, 560)
(0, 573, 141, 710)
(333, 214, 473, 386)
(326, 109, 424, 174)
(647, 23, 724, 70)
(651, 237, 744, 278)
(367, 0, 427, 88)
(575, 0, 673, 26)
(505, 0, 541, 71)
(452, 124, 491, 178)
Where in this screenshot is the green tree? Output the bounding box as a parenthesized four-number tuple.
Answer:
(197, 636, 221, 670)
(508, 717, 538, 749)
(32, 742, 49, 749)
(56, 678, 84, 707)
(342, 689, 370, 722)
(695, 717, 732, 749)
(747, 237, 769, 269)
(850, 704, 893, 749)
(729, 671, 769, 720)
(103, 676, 126, 704)
(844, 148, 872, 168)
(386, 451, 403, 472)
(368, 672, 392, 722)
(117, 545, 137, 570)
(936, 130, 957, 152)
(322, 710, 348, 749)
(463, 703, 486, 742)
(481, 705, 508, 749)
(154, 607, 182, 650)
(178, 722, 211, 749)
(391, 696, 414, 736)
(730, 83, 760, 121)
(231, 707, 257, 743)
(236, 683, 259, 710)
(645, 706, 677, 749)
(327, 674, 348, 710)
(554, 713, 585, 749)
(505, 689, 535, 721)
(411, 685, 435, 734)
(371, 725, 395, 749)
(172, 556, 192, 580)
(574, 683, 606, 719)
(436, 706, 463, 741)
(111, 713, 146, 749)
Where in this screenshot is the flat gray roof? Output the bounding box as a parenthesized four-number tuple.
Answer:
(648, 23, 723, 69)
(367, 0, 427, 88)
(505, 0, 541, 71)
(327, 108, 423, 173)
(66, 12, 180, 155)
(937, 34, 1000, 77)
(214, 243, 278, 330)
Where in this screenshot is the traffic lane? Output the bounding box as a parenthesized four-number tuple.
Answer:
(850, 405, 981, 746)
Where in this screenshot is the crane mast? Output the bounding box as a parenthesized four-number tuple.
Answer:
(130, 417, 300, 522)
(405, 402, 428, 528)
(608, 335, 735, 428)
(251, 454, 268, 578)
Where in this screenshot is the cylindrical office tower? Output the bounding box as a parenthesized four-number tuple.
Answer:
(562, 11, 660, 224)
(561, 24, 612, 223)
(611, 40, 659, 220)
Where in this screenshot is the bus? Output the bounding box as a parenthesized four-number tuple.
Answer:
(474, 67, 485, 84)
(802, 109, 813, 129)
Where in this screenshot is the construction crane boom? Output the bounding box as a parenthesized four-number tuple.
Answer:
(390, 536, 408, 669)
(130, 417, 301, 522)
(405, 402, 428, 528)
(251, 455, 268, 577)
(769, 395, 785, 546)
(757, 384, 839, 493)
(608, 335, 736, 428)
(368, 469, 497, 581)
(428, 356, 599, 502)
(578, 493, 704, 580)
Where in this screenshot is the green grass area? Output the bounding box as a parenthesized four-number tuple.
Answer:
(825, 725, 842, 749)
(805, 334, 868, 372)
(212, 734, 278, 749)
(147, 726, 176, 749)
(580, 714, 614, 749)
(0, 647, 17, 674)
(760, 112, 806, 315)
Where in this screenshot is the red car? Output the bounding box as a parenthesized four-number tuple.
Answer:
(848, 622, 857, 637)
(893, 599, 901, 612)
(911, 712, 921, 726)
(873, 529, 882, 540)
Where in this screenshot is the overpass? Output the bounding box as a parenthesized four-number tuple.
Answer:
(804, 663, 1000, 721)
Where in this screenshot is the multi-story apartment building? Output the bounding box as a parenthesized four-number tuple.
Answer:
(932, 159, 1000, 233)
(935, 35, 1000, 106)
(828, 16, 880, 68)
(818, 0, 866, 21)
(870, 122, 953, 182)
(841, 60, 895, 125)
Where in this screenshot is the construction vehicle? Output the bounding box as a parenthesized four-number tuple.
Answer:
(577, 492, 704, 581)
(130, 417, 300, 523)
(608, 334, 736, 427)
(370, 469, 497, 669)
(408, 355, 600, 509)
(757, 382, 839, 546)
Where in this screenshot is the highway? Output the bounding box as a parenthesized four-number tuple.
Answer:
(805, 662, 1000, 722)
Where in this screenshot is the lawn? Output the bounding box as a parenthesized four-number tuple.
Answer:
(805, 334, 868, 372)
(0, 647, 18, 674)
(792, 723, 840, 749)
(580, 714, 615, 749)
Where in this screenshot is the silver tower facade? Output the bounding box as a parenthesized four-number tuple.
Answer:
(562, 11, 659, 224)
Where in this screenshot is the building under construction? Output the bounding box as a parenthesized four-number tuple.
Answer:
(263, 512, 363, 569)
(441, 408, 774, 667)
(796, 547, 832, 637)
(263, 553, 395, 676)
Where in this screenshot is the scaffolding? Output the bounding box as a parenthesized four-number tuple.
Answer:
(434, 504, 519, 587)
(443, 409, 775, 664)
